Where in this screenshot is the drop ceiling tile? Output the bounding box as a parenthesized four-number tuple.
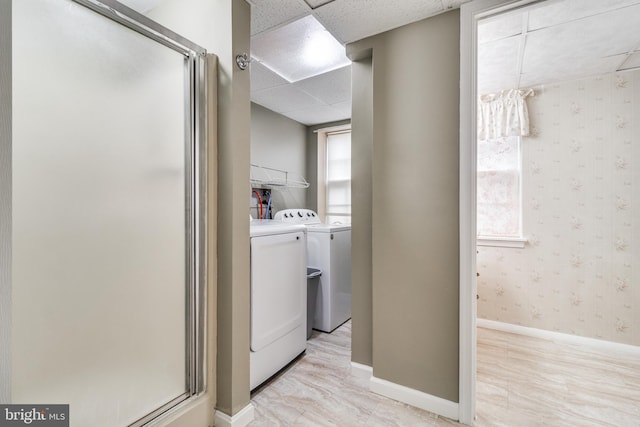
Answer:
(251, 85, 325, 114)
(619, 51, 640, 70)
(479, 74, 520, 95)
(528, 0, 640, 31)
(250, 0, 310, 35)
(441, 0, 473, 8)
(330, 100, 351, 117)
(304, 0, 335, 8)
(519, 54, 627, 88)
(523, 6, 640, 75)
(292, 65, 351, 105)
(478, 35, 520, 93)
(478, 11, 522, 44)
(251, 15, 351, 82)
(250, 61, 289, 92)
(313, 0, 444, 44)
(281, 104, 350, 126)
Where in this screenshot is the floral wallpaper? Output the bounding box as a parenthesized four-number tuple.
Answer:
(477, 70, 639, 346)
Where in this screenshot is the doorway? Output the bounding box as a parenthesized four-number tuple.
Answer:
(462, 0, 640, 423)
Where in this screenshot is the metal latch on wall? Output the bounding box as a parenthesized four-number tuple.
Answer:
(236, 53, 250, 70)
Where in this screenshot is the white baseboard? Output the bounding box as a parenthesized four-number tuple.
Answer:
(477, 318, 640, 357)
(370, 376, 459, 421)
(213, 403, 254, 427)
(350, 362, 373, 379)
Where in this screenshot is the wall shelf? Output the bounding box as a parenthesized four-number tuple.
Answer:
(250, 163, 309, 190)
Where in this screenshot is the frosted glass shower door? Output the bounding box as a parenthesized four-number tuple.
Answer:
(12, 1, 203, 426)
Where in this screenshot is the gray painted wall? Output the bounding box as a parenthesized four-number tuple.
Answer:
(250, 103, 307, 215)
(0, 0, 11, 404)
(215, 0, 251, 415)
(348, 10, 460, 402)
(350, 58, 373, 367)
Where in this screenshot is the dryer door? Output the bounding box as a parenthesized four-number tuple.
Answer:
(250, 231, 306, 352)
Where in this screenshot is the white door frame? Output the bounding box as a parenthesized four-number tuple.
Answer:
(459, 0, 542, 424)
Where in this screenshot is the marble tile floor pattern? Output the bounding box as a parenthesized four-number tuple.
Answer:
(248, 322, 640, 426)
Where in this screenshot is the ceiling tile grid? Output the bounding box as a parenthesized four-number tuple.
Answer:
(478, 35, 521, 93)
(249, 0, 474, 125)
(523, 5, 640, 70)
(251, 15, 350, 82)
(477, 12, 522, 44)
(519, 55, 628, 89)
(304, 0, 335, 9)
(251, 84, 325, 114)
(282, 103, 350, 125)
(313, 0, 445, 44)
(292, 65, 351, 105)
(478, 0, 640, 93)
(249, 0, 310, 35)
(250, 61, 289, 92)
(329, 100, 352, 117)
(527, 0, 640, 31)
(620, 52, 640, 70)
(251, 62, 351, 125)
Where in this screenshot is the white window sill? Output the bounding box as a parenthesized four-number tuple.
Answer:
(477, 236, 527, 248)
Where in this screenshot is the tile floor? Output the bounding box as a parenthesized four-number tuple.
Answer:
(475, 327, 640, 426)
(248, 322, 640, 426)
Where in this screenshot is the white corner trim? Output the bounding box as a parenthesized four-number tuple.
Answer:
(478, 319, 640, 357)
(350, 362, 373, 379)
(477, 236, 527, 248)
(370, 376, 459, 421)
(213, 403, 254, 427)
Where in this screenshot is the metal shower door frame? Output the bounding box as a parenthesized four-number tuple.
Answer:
(68, 1, 209, 425)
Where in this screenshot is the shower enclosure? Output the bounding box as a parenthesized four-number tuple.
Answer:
(5, 0, 208, 425)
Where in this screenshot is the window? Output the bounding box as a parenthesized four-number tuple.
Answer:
(477, 135, 522, 238)
(317, 126, 351, 224)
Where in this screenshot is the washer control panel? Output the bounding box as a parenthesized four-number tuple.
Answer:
(274, 209, 321, 224)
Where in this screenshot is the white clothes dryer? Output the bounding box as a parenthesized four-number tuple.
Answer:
(249, 218, 307, 390)
(274, 209, 351, 333)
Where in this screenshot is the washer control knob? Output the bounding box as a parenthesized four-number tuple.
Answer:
(297, 211, 303, 217)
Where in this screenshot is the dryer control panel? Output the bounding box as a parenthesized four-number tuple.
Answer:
(274, 209, 322, 225)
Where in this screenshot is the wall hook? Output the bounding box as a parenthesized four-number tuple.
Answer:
(236, 53, 250, 70)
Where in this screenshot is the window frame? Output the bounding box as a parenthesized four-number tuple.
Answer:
(316, 124, 352, 224)
(476, 135, 527, 248)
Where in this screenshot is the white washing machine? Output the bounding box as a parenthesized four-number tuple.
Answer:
(274, 209, 351, 333)
(249, 218, 307, 390)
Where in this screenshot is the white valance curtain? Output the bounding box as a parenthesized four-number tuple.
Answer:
(478, 89, 534, 140)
